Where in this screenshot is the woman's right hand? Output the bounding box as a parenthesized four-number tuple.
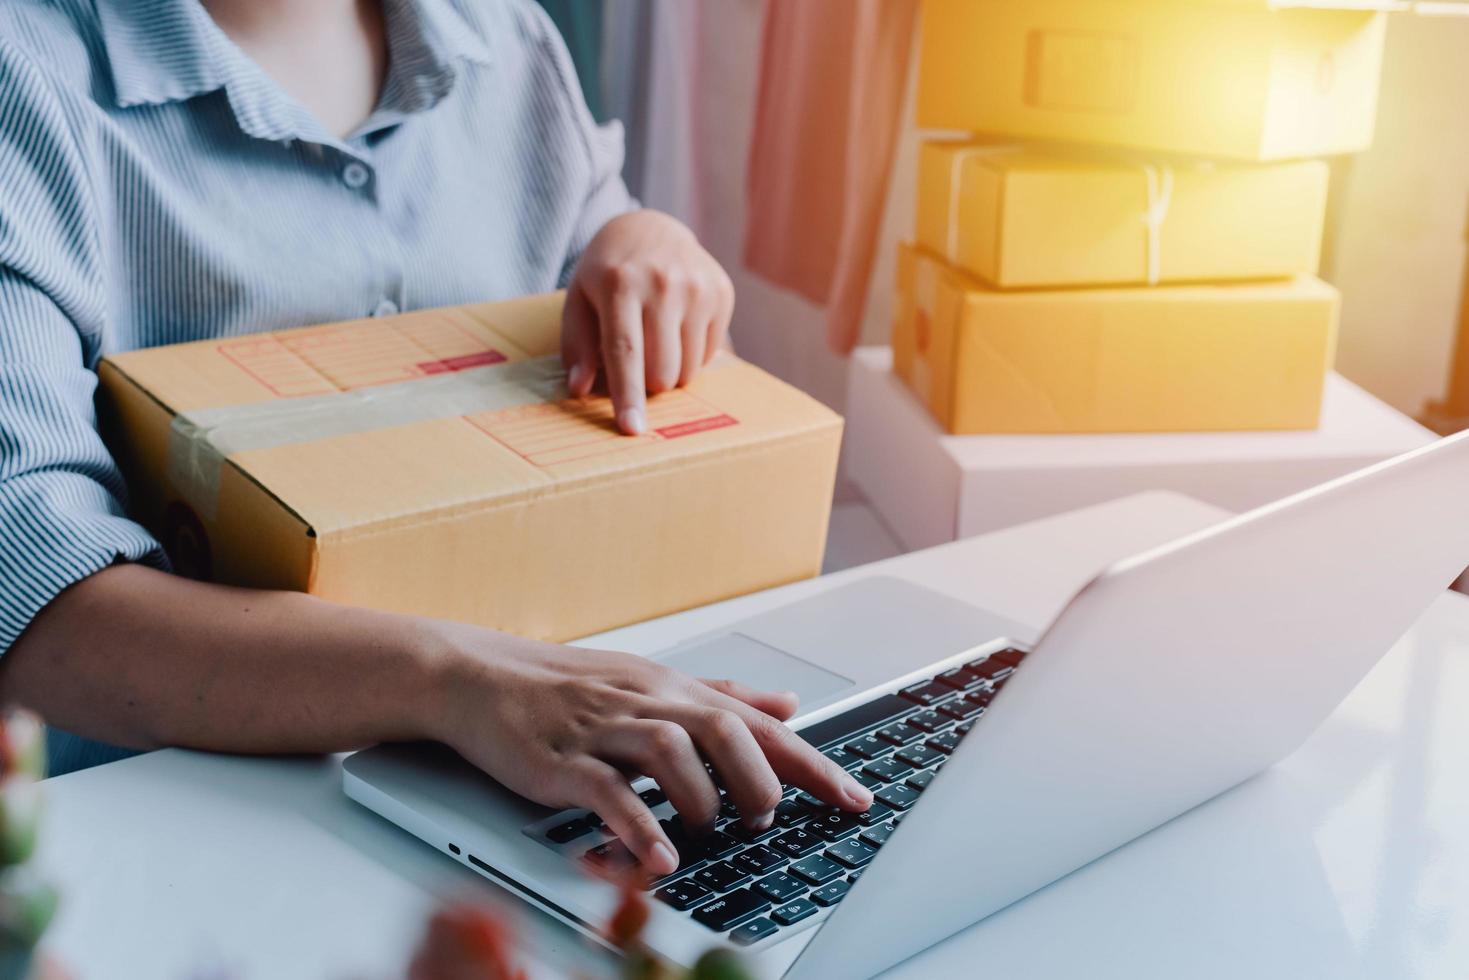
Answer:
(424, 624, 875, 878)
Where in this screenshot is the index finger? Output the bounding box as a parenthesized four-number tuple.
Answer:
(598, 289, 647, 435)
(695, 684, 873, 813)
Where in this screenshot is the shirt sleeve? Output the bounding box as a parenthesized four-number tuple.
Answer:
(519, 3, 638, 285)
(557, 114, 637, 285)
(0, 43, 167, 655)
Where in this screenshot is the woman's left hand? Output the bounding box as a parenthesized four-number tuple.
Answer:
(562, 210, 735, 435)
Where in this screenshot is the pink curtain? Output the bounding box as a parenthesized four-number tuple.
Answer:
(742, 0, 920, 354)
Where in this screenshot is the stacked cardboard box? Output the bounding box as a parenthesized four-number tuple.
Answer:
(891, 0, 1397, 435)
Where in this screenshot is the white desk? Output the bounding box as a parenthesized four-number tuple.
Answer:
(34, 492, 1469, 979)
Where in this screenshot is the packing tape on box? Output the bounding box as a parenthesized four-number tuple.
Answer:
(167, 354, 570, 521)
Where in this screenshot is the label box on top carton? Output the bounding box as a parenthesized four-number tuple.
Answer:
(916, 141, 1329, 289)
(916, 0, 1390, 161)
(97, 294, 842, 642)
(892, 244, 1340, 435)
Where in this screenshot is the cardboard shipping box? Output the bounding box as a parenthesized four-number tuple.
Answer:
(97, 294, 842, 642)
(849, 347, 1435, 550)
(893, 244, 1339, 434)
(916, 0, 1389, 161)
(916, 142, 1328, 289)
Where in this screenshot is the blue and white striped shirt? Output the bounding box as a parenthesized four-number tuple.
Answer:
(0, 0, 633, 774)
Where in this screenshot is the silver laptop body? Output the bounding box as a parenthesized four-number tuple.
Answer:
(344, 430, 1469, 978)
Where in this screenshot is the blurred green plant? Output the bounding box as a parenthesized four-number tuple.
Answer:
(0, 711, 58, 980)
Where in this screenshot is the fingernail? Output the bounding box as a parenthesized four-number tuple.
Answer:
(751, 812, 774, 832)
(651, 842, 677, 874)
(567, 362, 588, 393)
(619, 407, 645, 435)
(846, 782, 873, 808)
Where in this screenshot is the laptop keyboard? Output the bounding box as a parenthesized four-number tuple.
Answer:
(527, 646, 1027, 946)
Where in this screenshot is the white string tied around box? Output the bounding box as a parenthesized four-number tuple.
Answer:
(1140, 162, 1175, 287)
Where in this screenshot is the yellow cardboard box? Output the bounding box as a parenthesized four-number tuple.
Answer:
(893, 244, 1339, 434)
(916, 142, 1329, 289)
(916, 0, 1389, 161)
(97, 295, 842, 642)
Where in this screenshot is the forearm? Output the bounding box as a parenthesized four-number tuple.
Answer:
(0, 564, 454, 754)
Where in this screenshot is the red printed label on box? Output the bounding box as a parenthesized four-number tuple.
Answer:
(220, 318, 505, 396)
(467, 389, 739, 468)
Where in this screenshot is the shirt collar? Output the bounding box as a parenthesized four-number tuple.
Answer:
(95, 0, 494, 141)
(94, 0, 230, 110)
(367, 0, 495, 129)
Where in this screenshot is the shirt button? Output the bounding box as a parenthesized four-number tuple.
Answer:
(341, 161, 371, 190)
(372, 298, 399, 318)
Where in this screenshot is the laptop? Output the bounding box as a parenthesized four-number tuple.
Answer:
(344, 429, 1469, 978)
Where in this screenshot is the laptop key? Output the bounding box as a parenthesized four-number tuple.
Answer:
(775, 798, 813, 826)
(991, 647, 1026, 667)
(843, 735, 892, 761)
(936, 667, 987, 692)
(789, 854, 846, 886)
(856, 801, 894, 826)
(937, 699, 984, 721)
(727, 820, 782, 844)
(824, 747, 865, 771)
(859, 823, 895, 848)
(733, 845, 788, 876)
(862, 758, 913, 783)
(906, 770, 936, 792)
(797, 694, 913, 750)
(905, 710, 951, 734)
(546, 816, 594, 844)
(825, 838, 877, 869)
(807, 809, 864, 842)
(895, 743, 944, 769)
(770, 897, 819, 926)
(656, 879, 713, 911)
(875, 722, 924, 747)
(693, 861, 753, 893)
(875, 784, 921, 811)
(848, 869, 864, 883)
(583, 840, 638, 874)
(699, 832, 744, 860)
(899, 681, 953, 707)
(811, 880, 851, 907)
(853, 771, 884, 791)
(755, 871, 808, 903)
(964, 658, 1015, 684)
(966, 689, 995, 709)
(770, 827, 824, 858)
(657, 820, 711, 877)
(638, 787, 667, 808)
(730, 917, 779, 946)
(691, 888, 770, 932)
(927, 730, 962, 754)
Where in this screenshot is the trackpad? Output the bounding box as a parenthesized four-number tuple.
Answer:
(657, 633, 854, 709)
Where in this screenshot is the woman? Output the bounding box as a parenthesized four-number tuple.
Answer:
(0, 0, 871, 877)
